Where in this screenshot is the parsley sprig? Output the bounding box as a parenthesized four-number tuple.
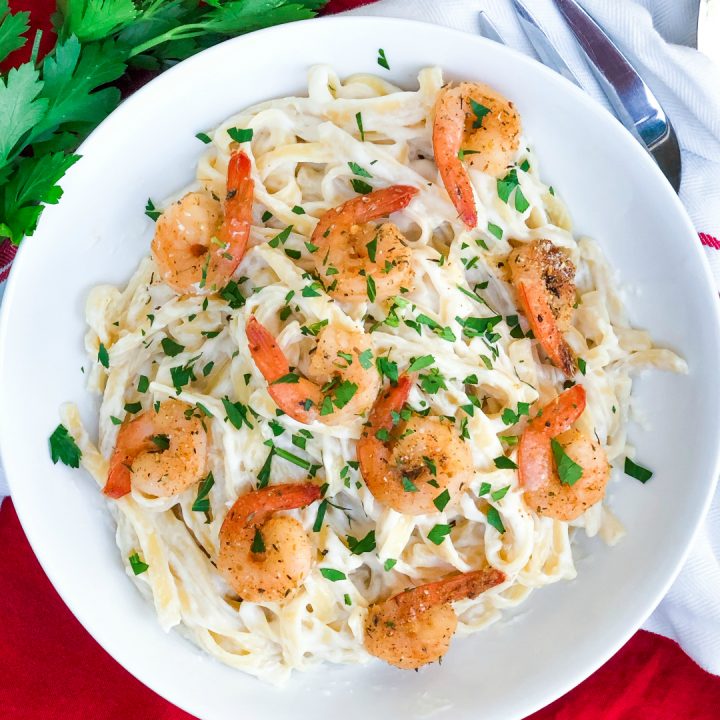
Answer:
(0, 0, 328, 245)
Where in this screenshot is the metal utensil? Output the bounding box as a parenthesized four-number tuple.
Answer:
(477, 11, 504, 44)
(512, 0, 582, 88)
(552, 0, 681, 191)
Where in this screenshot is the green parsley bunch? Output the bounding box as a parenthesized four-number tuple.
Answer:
(0, 0, 326, 245)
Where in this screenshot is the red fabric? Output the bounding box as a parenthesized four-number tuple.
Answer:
(2, 500, 720, 720)
(3, 1, 720, 718)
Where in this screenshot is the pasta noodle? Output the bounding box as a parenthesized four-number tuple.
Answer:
(65, 66, 686, 683)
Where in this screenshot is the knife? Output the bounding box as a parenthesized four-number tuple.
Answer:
(512, 0, 582, 89)
(552, 0, 681, 191)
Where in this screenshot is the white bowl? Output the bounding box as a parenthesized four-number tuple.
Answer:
(1, 17, 719, 720)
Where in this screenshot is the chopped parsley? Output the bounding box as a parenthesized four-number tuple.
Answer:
(408, 355, 434, 372)
(501, 402, 531, 426)
(427, 523, 452, 545)
(129, 553, 149, 575)
(384, 558, 397, 572)
(48, 424, 81, 468)
(137, 375, 149, 393)
(377, 48, 390, 70)
(376, 356, 399, 384)
(219, 280, 246, 309)
(144, 198, 160, 221)
(161, 337, 184, 357)
(469, 98, 490, 128)
(355, 111, 365, 141)
(577, 357, 587, 375)
(192, 471, 215, 513)
(624, 457, 653, 483)
(269, 225, 293, 247)
(313, 499, 328, 532)
(124, 402, 142, 414)
(493, 456, 518, 470)
(551, 439, 583, 486)
(348, 161, 372, 178)
(487, 221, 503, 240)
(250, 528, 265, 554)
(222, 397, 254, 430)
(366, 274, 376, 302)
(486, 507, 505, 533)
(433, 489, 451, 512)
(291, 205, 305, 215)
(320, 568, 346, 582)
(491, 485, 511, 501)
(478, 482, 492, 497)
(347, 530, 376, 555)
(351, 178, 373, 195)
(97, 343, 109, 369)
(195, 132, 211, 144)
(402, 476, 418, 493)
(150, 434, 170, 451)
(227, 127, 253, 143)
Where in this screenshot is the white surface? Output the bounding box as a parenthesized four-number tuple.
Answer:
(1, 16, 720, 720)
(349, 0, 720, 679)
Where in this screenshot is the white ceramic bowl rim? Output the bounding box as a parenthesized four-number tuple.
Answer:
(2, 16, 720, 720)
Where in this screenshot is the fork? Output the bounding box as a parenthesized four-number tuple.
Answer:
(478, 1, 682, 192)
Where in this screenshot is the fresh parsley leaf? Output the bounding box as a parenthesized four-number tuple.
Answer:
(0, 63, 48, 170)
(150, 433, 169, 451)
(195, 131, 211, 144)
(402, 476, 418, 493)
(137, 374, 149, 393)
(384, 558, 397, 571)
(366, 274, 376, 302)
(551, 438, 584, 486)
(493, 456, 518, 470)
(313, 499, 328, 532)
(624, 457, 653, 483)
(577, 357, 587, 375)
(0, 4, 30, 66)
(124, 401, 142, 414)
(478, 481, 491, 497)
(144, 198, 160, 221)
(358, 349, 373, 369)
(49, 424, 81, 468)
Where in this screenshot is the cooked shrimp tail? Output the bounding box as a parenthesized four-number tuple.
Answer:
(152, 149, 254, 294)
(365, 567, 506, 669)
(433, 83, 521, 229)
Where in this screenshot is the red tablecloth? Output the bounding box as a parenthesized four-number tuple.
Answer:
(3, 1, 720, 718)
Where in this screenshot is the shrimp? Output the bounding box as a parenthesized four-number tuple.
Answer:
(311, 185, 418, 302)
(433, 82, 521, 228)
(151, 150, 254, 294)
(104, 399, 208, 499)
(357, 375, 472, 515)
(217, 482, 321, 602)
(246, 316, 380, 425)
(508, 239, 576, 377)
(364, 566, 506, 669)
(518, 385, 610, 521)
